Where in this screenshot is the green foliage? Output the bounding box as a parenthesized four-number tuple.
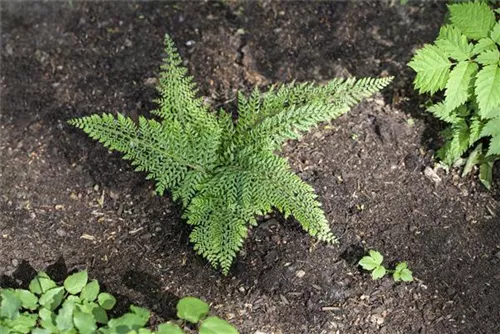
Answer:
(70, 36, 391, 274)
(0, 271, 239, 334)
(408, 1, 500, 189)
(358, 250, 413, 282)
(69, 34, 392, 274)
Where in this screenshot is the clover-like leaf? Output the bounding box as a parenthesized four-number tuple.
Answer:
(199, 316, 239, 334)
(358, 250, 384, 271)
(371, 265, 387, 280)
(64, 271, 88, 295)
(15, 289, 38, 310)
(38, 308, 58, 332)
(80, 280, 100, 302)
(29, 272, 56, 295)
(157, 322, 185, 334)
(97, 293, 116, 310)
(0, 289, 22, 319)
(176, 297, 210, 324)
(38, 287, 65, 311)
(394, 262, 414, 282)
(73, 309, 97, 334)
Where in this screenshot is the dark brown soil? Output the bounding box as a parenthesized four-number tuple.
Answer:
(1, 1, 499, 333)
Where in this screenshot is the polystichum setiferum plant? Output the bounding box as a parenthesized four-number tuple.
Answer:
(408, 2, 500, 189)
(70, 34, 392, 274)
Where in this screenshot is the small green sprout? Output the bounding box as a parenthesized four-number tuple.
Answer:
(358, 250, 413, 282)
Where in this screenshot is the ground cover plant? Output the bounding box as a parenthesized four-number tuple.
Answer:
(70, 34, 392, 274)
(0, 271, 238, 334)
(358, 250, 413, 282)
(408, 1, 500, 188)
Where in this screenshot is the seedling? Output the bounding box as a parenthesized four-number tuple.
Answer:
(358, 250, 413, 282)
(0, 270, 239, 334)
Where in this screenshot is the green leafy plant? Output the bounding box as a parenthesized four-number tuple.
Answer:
(408, 1, 500, 189)
(0, 270, 239, 334)
(69, 34, 392, 274)
(358, 250, 413, 282)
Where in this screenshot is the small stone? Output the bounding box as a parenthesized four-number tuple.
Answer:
(185, 40, 195, 47)
(424, 166, 441, 184)
(56, 228, 67, 237)
(124, 39, 133, 47)
(295, 270, 306, 278)
(370, 313, 385, 325)
(11, 259, 18, 267)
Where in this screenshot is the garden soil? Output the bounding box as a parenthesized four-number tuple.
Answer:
(1, 1, 500, 333)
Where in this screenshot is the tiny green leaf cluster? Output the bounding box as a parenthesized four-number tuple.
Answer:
(69, 34, 392, 274)
(358, 250, 413, 282)
(0, 271, 239, 334)
(408, 1, 500, 189)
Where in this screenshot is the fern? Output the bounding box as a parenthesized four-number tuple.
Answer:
(408, 1, 500, 189)
(70, 34, 392, 274)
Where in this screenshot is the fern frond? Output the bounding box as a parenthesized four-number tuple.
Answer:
(71, 35, 392, 274)
(69, 114, 215, 195)
(238, 77, 393, 150)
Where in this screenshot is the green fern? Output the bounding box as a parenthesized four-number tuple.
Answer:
(408, 1, 500, 189)
(70, 34, 392, 274)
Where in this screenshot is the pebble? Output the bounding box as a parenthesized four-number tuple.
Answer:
(11, 259, 18, 267)
(56, 228, 67, 237)
(295, 270, 306, 278)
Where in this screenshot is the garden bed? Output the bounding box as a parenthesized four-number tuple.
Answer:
(1, 1, 499, 333)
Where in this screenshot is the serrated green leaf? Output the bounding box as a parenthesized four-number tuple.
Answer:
(475, 64, 500, 118)
(64, 271, 88, 295)
(199, 316, 239, 334)
(157, 322, 185, 334)
(80, 280, 100, 302)
(39, 287, 65, 311)
(176, 297, 210, 324)
(445, 62, 478, 111)
(97, 293, 116, 310)
(436, 25, 473, 61)
(469, 116, 485, 144)
(444, 120, 470, 165)
(473, 38, 497, 55)
(480, 161, 494, 189)
(29, 272, 56, 295)
(73, 309, 97, 334)
(427, 102, 459, 124)
(371, 265, 386, 280)
(491, 21, 500, 44)
(482, 116, 500, 155)
(368, 250, 383, 265)
(15, 289, 38, 310)
(476, 48, 500, 65)
(448, 2, 496, 40)
(409, 44, 452, 94)
(0, 289, 21, 319)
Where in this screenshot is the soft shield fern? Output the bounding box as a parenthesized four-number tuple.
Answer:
(70, 35, 392, 274)
(408, 1, 500, 188)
